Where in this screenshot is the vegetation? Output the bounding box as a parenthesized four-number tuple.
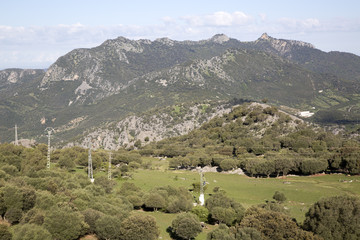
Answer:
(0, 102, 359, 239)
(303, 195, 360, 240)
(142, 103, 360, 177)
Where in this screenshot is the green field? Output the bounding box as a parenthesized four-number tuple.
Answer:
(114, 165, 360, 240)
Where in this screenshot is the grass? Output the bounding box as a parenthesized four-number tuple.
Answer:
(116, 167, 360, 240)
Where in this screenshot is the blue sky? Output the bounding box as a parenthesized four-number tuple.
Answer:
(1, 0, 359, 69)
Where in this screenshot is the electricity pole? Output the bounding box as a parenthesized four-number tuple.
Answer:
(44, 127, 54, 169)
(108, 152, 112, 180)
(15, 124, 18, 145)
(88, 141, 94, 183)
(199, 170, 205, 205)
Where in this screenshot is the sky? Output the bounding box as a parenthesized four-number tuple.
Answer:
(1, 0, 359, 70)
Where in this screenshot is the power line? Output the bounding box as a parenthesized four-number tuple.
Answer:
(14, 124, 18, 146)
(108, 152, 112, 180)
(199, 169, 205, 206)
(88, 141, 94, 183)
(44, 127, 54, 169)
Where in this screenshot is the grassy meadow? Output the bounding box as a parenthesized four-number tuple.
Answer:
(108, 157, 360, 240)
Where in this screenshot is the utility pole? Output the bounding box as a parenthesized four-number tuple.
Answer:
(199, 169, 205, 205)
(108, 152, 112, 180)
(14, 124, 18, 146)
(44, 127, 54, 169)
(88, 141, 94, 183)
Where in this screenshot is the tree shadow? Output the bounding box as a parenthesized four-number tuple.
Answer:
(166, 226, 183, 240)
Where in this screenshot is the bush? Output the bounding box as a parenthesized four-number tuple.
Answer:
(13, 224, 51, 240)
(272, 191, 286, 203)
(303, 195, 360, 240)
(171, 212, 202, 240)
(191, 205, 209, 222)
(0, 224, 12, 240)
(220, 159, 238, 171)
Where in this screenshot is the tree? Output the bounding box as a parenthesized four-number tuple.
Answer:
(21, 208, 45, 225)
(120, 215, 159, 240)
(58, 155, 76, 169)
(3, 185, 23, 210)
(207, 224, 233, 240)
(82, 208, 104, 234)
(300, 158, 327, 175)
(95, 176, 116, 194)
(171, 212, 202, 240)
(303, 195, 360, 240)
(143, 192, 166, 211)
(211, 207, 236, 226)
(4, 207, 22, 224)
(191, 205, 209, 222)
(0, 224, 12, 240)
(43, 208, 87, 240)
(272, 191, 286, 203)
(230, 227, 263, 240)
(205, 193, 245, 225)
(20, 148, 47, 175)
(13, 224, 51, 240)
(240, 207, 321, 240)
(21, 187, 36, 211)
(220, 159, 238, 171)
(95, 214, 122, 240)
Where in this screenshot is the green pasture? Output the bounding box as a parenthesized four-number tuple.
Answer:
(115, 165, 360, 240)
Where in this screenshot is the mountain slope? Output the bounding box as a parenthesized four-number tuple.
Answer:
(1, 34, 360, 144)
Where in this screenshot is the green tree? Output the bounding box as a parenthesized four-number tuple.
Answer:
(21, 207, 45, 225)
(82, 208, 104, 234)
(143, 193, 166, 211)
(220, 159, 238, 171)
(21, 187, 36, 211)
(20, 148, 47, 175)
(58, 155, 76, 169)
(95, 214, 122, 240)
(205, 193, 245, 225)
(272, 191, 286, 203)
(13, 224, 51, 240)
(171, 212, 202, 240)
(211, 207, 236, 226)
(4, 207, 22, 224)
(95, 176, 115, 194)
(44, 208, 87, 240)
(120, 215, 159, 240)
(0, 224, 12, 240)
(240, 207, 320, 240)
(300, 158, 327, 175)
(303, 195, 360, 240)
(230, 227, 263, 240)
(191, 205, 209, 222)
(207, 224, 233, 240)
(3, 185, 23, 210)
(134, 139, 142, 149)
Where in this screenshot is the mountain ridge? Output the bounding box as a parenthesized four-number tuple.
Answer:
(0, 33, 359, 145)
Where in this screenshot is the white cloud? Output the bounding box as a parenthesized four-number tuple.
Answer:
(183, 11, 252, 27)
(277, 18, 321, 32)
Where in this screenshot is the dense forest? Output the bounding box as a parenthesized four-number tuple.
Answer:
(142, 103, 360, 176)
(0, 102, 359, 240)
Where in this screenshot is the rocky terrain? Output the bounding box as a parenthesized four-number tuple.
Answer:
(0, 33, 359, 145)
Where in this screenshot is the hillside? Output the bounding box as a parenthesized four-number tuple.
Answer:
(0, 34, 360, 144)
(141, 102, 360, 176)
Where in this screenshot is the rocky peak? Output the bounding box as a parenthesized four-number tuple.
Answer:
(154, 37, 176, 46)
(258, 33, 314, 48)
(0, 68, 44, 86)
(259, 32, 271, 40)
(257, 33, 314, 56)
(210, 34, 230, 44)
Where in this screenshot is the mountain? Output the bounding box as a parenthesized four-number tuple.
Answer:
(0, 34, 359, 146)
